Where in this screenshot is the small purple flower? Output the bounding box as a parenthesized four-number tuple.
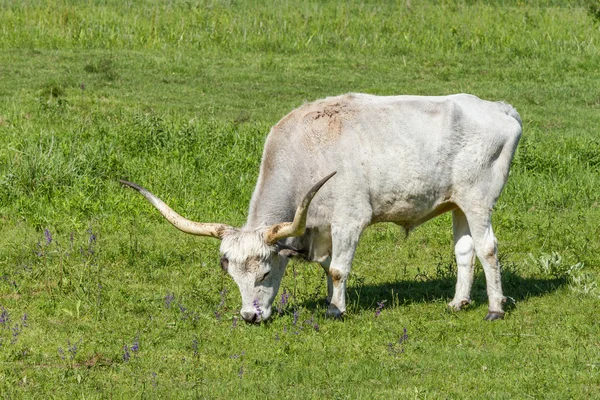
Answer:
(88, 227, 96, 244)
(123, 345, 130, 362)
(238, 366, 244, 378)
(388, 327, 409, 356)
(11, 324, 21, 343)
(164, 293, 175, 308)
(0, 307, 9, 326)
(277, 289, 290, 314)
(131, 338, 139, 352)
(192, 337, 199, 357)
(375, 300, 386, 317)
(253, 299, 263, 317)
(35, 241, 43, 257)
(151, 372, 158, 389)
(44, 229, 52, 245)
(177, 304, 193, 320)
(21, 314, 28, 327)
(230, 351, 245, 359)
(231, 316, 238, 328)
(68, 340, 79, 359)
(58, 347, 66, 360)
(218, 288, 227, 308)
(400, 327, 409, 343)
(293, 309, 300, 325)
(87, 229, 96, 255)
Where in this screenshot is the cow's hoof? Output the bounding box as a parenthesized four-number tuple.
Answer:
(325, 305, 345, 319)
(448, 299, 471, 311)
(484, 311, 505, 321)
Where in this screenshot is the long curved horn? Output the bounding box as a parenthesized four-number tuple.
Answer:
(119, 180, 232, 239)
(264, 171, 336, 245)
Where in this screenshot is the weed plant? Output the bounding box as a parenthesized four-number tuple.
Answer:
(0, 0, 599, 397)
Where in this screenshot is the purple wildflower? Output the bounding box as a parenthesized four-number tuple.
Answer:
(88, 227, 96, 244)
(302, 313, 319, 331)
(151, 372, 158, 389)
(400, 327, 409, 343)
(0, 307, 9, 326)
(253, 299, 263, 317)
(58, 347, 66, 360)
(164, 293, 174, 308)
(277, 289, 289, 314)
(293, 309, 300, 325)
(238, 366, 244, 378)
(231, 316, 238, 328)
(68, 340, 79, 359)
(11, 324, 21, 343)
(44, 229, 52, 245)
(35, 241, 43, 257)
(375, 300, 386, 317)
(388, 327, 409, 356)
(131, 337, 139, 352)
(218, 288, 227, 308)
(192, 337, 199, 357)
(21, 314, 28, 327)
(123, 345, 130, 362)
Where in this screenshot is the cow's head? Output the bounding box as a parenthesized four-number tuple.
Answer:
(119, 172, 335, 323)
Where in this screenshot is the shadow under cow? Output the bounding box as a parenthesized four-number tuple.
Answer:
(297, 270, 567, 314)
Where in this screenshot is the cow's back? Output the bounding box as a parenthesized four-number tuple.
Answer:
(252, 93, 521, 228)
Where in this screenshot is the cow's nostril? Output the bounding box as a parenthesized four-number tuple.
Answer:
(241, 310, 259, 323)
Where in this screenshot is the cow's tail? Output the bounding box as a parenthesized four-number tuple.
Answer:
(498, 101, 522, 128)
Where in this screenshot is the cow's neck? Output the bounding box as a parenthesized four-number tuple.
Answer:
(244, 179, 296, 231)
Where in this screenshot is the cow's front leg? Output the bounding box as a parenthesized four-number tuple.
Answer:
(319, 257, 334, 305)
(326, 223, 364, 319)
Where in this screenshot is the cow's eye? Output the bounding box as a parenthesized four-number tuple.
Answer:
(220, 257, 229, 272)
(259, 271, 270, 282)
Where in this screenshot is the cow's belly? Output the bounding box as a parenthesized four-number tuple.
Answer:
(369, 185, 455, 228)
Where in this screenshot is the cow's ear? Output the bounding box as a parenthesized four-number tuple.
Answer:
(277, 245, 306, 259)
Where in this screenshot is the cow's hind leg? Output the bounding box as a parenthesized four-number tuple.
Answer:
(326, 222, 367, 318)
(464, 209, 506, 320)
(448, 208, 475, 311)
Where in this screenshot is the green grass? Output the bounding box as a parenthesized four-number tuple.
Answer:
(1, 0, 600, 398)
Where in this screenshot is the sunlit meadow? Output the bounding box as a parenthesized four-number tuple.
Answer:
(1, 0, 599, 397)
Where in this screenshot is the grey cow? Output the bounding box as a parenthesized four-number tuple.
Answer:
(121, 93, 522, 323)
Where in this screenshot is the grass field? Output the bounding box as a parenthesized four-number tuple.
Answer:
(1, 0, 600, 398)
